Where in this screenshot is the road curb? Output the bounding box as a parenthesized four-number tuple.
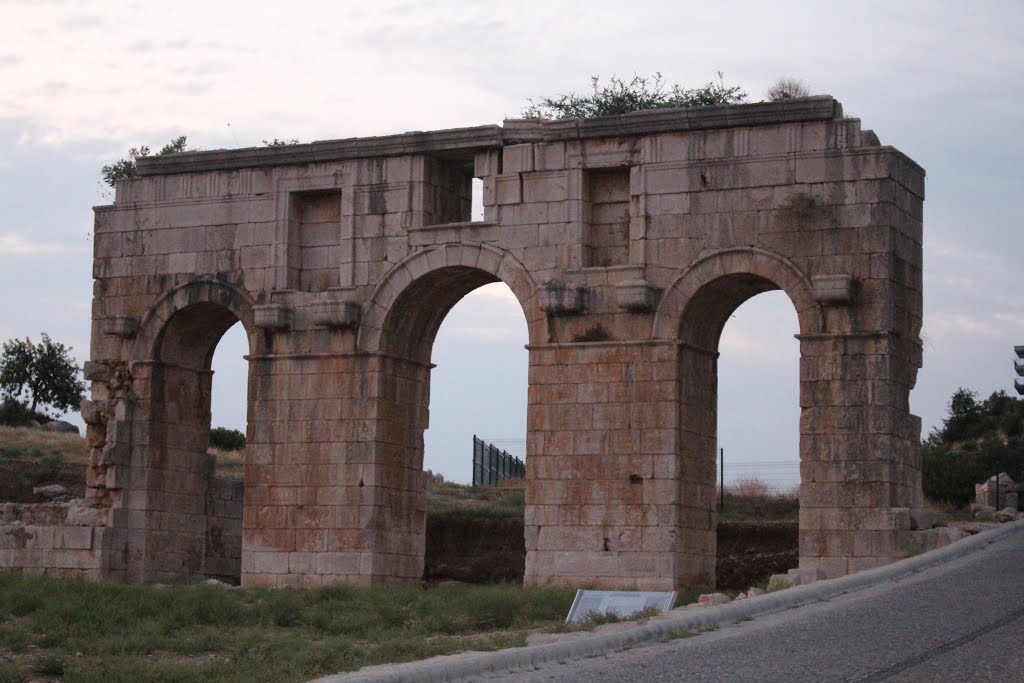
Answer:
(311, 520, 1024, 683)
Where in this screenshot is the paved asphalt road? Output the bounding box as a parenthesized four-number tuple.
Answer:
(480, 532, 1024, 682)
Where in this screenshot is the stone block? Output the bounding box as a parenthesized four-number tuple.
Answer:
(254, 304, 292, 330)
(614, 278, 658, 312)
(311, 301, 361, 329)
(59, 527, 93, 550)
(812, 274, 857, 305)
(100, 316, 139, 338)
(502, 144, 534, 173)
(539, 282, 587, 315)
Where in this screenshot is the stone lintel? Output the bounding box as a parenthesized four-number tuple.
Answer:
(136, 125, 505, 176)
(136, 98, 842, 177)
(504, 96, 842, 143)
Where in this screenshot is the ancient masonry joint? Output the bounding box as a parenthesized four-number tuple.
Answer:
(2, 96, 926, 589)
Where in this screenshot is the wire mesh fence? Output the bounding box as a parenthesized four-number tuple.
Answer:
(719, 460, 800, 496)
(472, 436, 526, 486)
(471, 438, 800, 496)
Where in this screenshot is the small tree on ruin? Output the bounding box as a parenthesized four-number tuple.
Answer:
(522, 72, 747, 120)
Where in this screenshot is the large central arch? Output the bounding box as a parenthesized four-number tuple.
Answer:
(353, 243, 541, 583)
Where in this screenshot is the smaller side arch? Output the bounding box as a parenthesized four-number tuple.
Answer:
(358, 243, 543, 357)
(133, 277, 262, 366)
(652, 247, 824, 344)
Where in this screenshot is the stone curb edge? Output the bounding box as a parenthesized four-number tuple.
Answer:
(311, 520, 1024, 683)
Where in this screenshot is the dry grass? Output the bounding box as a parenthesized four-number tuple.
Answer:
(425, 478, 525, 519)
(0, 426, 88, 464)
(719, 478, 799, 522)
(209, 447, 245, 477)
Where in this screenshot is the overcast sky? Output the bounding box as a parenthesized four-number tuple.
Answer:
(2, 1, 1022, 483)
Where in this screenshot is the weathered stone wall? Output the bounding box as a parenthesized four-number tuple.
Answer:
(205, 476, 243, 582)
(0, 502, 109, 579)
(64, 96, 926, 589)
(0, 459, 244, 582)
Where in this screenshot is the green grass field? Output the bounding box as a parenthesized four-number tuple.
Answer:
(0, 575, 578, 683)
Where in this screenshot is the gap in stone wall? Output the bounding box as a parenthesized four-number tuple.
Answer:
(423, 158, 474, 226)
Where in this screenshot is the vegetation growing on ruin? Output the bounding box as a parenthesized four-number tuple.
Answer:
(922, 388, 1024, 508)
(101, 136, 188, 187)
(522, 72, 747, 119)
(766, 77, 811, 101)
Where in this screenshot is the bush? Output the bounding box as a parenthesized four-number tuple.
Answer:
(766, 77, 811, 101)
(0, 399, 41, 427)
(522, 72, 747, 120)
(210, 427, 246, 451)
(101, 136, 188, 187)
(922, 388, 1024, 507)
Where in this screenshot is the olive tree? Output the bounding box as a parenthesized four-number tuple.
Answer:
(0, 334, 85, 418)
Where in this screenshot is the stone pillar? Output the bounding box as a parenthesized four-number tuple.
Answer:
(524, 341, 684, 591)
(240, 351, 431, 588)
(112, 361, 214, 583)
(797, 332, 920, 577)
(241, 353, 381, 588)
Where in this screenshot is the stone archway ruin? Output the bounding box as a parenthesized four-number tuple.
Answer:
(4, 96, 926, 589)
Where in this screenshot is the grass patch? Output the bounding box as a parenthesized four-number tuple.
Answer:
(924, 498, 975, 524)
(0, 574, 575, 682)
(425, 479, 525, 519)
(209, 447, 244, 477)
(0, 426, 87, 465)
(717, 480, 798, 522)
(662, 627, 696, 641)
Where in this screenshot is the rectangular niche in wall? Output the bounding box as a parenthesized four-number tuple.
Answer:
(584, 168, 630, 267)
(291, 190, 342, 292)
(423, 157, 474, 226)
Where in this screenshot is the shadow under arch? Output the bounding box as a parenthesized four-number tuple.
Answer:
(652, 248, 823, 587)
(122, 278, 261, 583)
(133, 277, 263, 365)
(354, 243, 539, 583)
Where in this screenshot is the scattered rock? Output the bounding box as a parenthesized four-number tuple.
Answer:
(747, 587, 765, 598)
(975, 473, 1017, 510)
(32, 484, 69, 500)
(766, 574, 792, 592)
(203, 578, 237, 589)
(993, 507, 1019, 524)
(973, 505, 996, 520)
(64, 498, 108, 526)
(697, 592, 732, 606)
(80, 399, 102, 425)
(909, 507, 936, 531)
(40, 420, 80, 434)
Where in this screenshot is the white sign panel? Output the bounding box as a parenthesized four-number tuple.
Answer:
(565, 589, 677, 624)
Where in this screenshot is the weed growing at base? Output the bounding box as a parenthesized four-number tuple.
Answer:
(0, 574, 575, 683)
